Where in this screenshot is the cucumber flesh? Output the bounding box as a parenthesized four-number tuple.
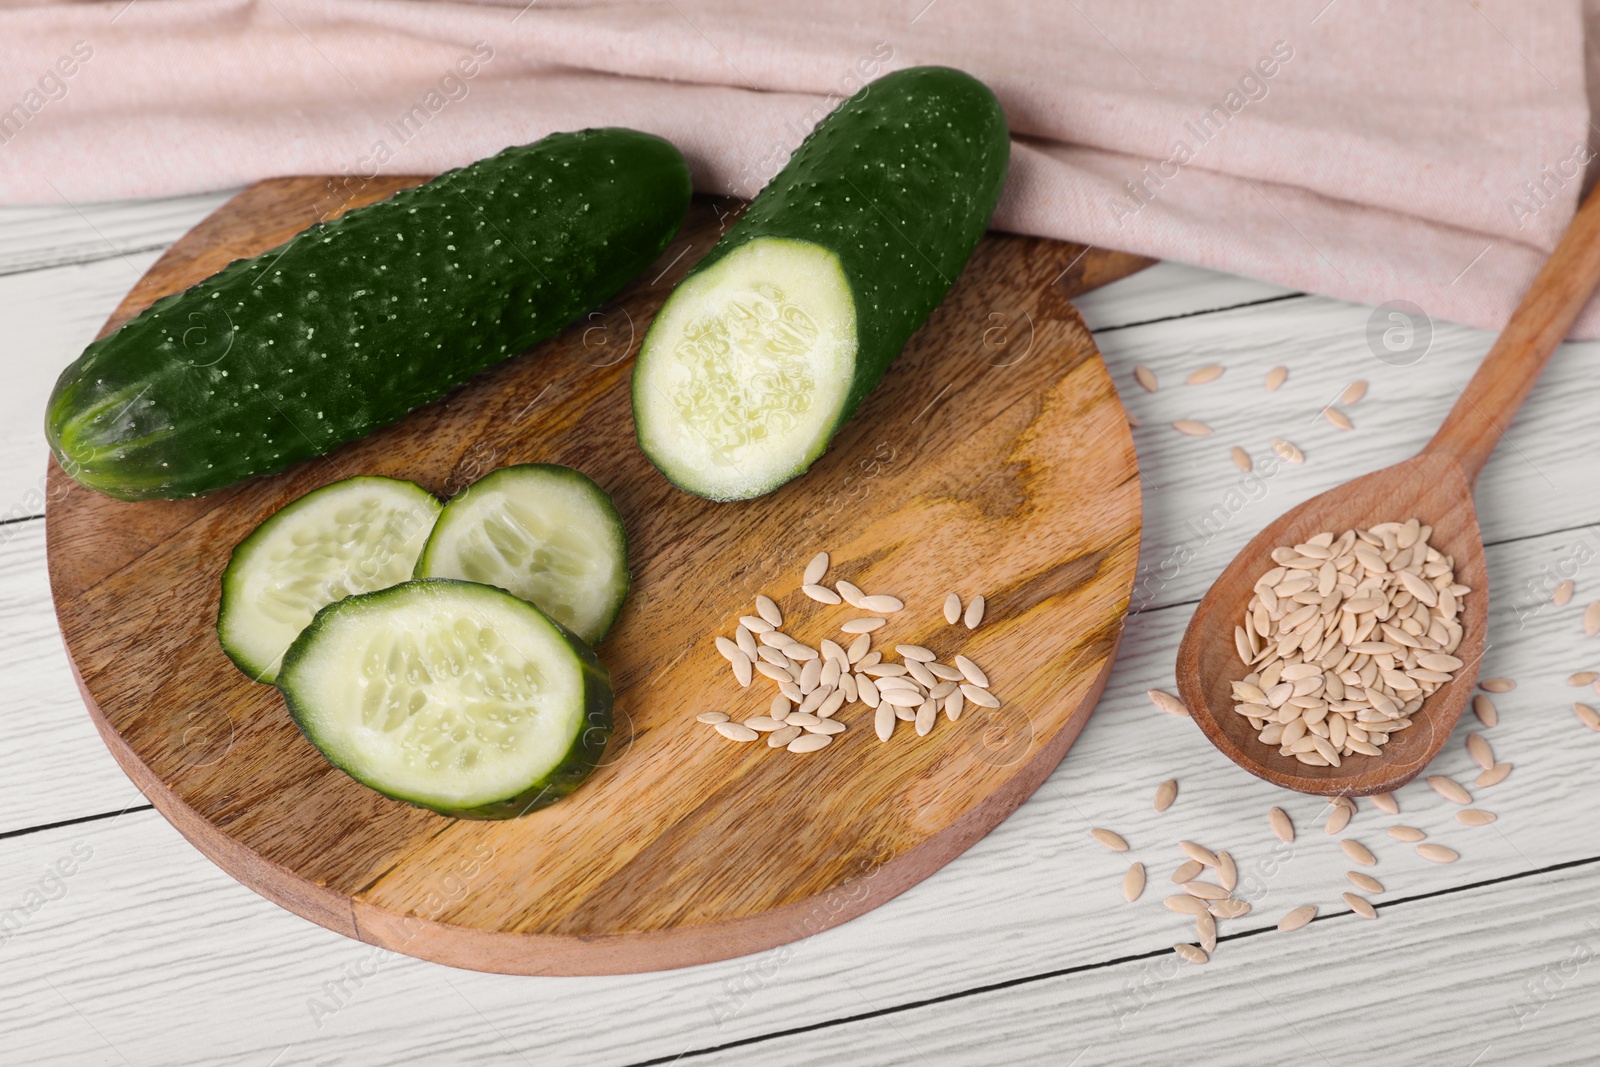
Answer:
(218, 476, 440, 684)
(633, 67, 1009, 501)
(415, 464, 629, 646)
(278, 580, 613, 819)
(632, 239, 857, 501)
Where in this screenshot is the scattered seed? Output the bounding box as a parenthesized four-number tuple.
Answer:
(842, 617, 887, 634)
(1148, 689, 1189, 717)
(860, 594, 904, 613)
(1173, 943, 1209, 964)
(1457, 809, 1497, 826)
(755, 595, 782, 627)
(846, 633, 871, 662)
(1326, 805, 1351, 835)
(1371, 793, 1399, 815)
(1570, 672, 1599, 687)
(1183, 881, 1230, 901)
(944, 593, 962, 624)
(1230, 446, 1252, 471)
(836, 580, 866, 607)
(1554, 579, 1575, 606)
(802, 584, 842, 604)
(1134, 365, 1159, 392)
(1270, 437, 1304, 463)
(1270, 807, 1296, 843)
(1341, 839, 1377, 866)
(960, 684, 1001, 709)
(897, 644, 935, 662)
(1427, 776, 1472, 805)
(768, 725, 802, 747)
(804, 552, 829, 586)
(1465, 733, 1495, 770)
(1472, 694, 1498, 728)
(1323, 407, 1354, 431)
(1586, 601, 1600, 637)
(1210, 899, 1252, 919)
(1171, 859, 1204, 883)
(1187, 364, 1225, 385)
(1476, 762, 1513, 787)
(873, 704, 894, 742)
(1123, 862, 1146, 902)
(1154, 778, 1179, 813)
(715, 722, 759, 742)
(740, 614, 773, 634)
(1196, 910, 1218, 952)
(1347, 871, 1383, 893)
(787, 733, 832, 753)
(1279, 905, 1317, 932)
(944, 688, 965, 721)
(1343, 893, 1377, 919)
(1178, 840, 1220, 867)
(953, 655, 989, 687)
(914, 700, 937, 736)
(1091, 828, 1129, 852)
(697, 711, 730, 724)
(1388, 826, 1426, 842)
(1165, 895, 1210, 915)
(964, 595, 986, 629)
(1341, 380, 1367, 405)
(881, 689, 924, 708)
(1265, 366, 1288, 391)
(1172, 419, 1213, 437)
(1574, 702, 1600, 730)
(1480, 677, 1516, 693)
(1416, 843, 1459, 863)
(742, 716, 787, 732)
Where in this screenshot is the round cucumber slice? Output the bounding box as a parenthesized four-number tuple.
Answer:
(218, 476, 441, 684)
(278, 579, 613, 819)
(414, 464, 629, 646)
(632, 237, 858, 501)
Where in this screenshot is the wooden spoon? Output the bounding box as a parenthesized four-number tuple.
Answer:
(1177, 183, 1600, 796)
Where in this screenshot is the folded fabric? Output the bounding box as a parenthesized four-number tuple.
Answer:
(1, 0, 1595, 335)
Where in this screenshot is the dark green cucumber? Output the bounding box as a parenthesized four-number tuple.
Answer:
(49, 129, 691, 501)
(632, 66, 1009, 500)
(278, 579, 613, 820)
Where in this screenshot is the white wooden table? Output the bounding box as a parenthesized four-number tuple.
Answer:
(4, 193, 1598, 1067)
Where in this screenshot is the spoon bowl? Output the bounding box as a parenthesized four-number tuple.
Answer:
(1176, 451, 1487, 795)
(1173, 179, 1600, 797)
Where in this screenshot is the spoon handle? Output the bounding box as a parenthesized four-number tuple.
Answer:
(1424, 181, 1600, 481)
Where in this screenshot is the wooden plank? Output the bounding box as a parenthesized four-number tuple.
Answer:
(687, 860, 1600, 1066)
(0, 191, 235, 277)
(0, 516, 1596, 1063)
(1073, 260, 1298, 332)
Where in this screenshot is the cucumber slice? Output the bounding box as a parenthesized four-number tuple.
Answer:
(633, 66, 1009, 500)
(414, 464, 629, 646)
(278, 579, 613, 819)
(218, 476, 440, 684)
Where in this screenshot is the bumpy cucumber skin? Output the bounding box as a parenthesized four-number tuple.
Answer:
(278, 579, 614, 821)
(635, 66, 1009, 499)
(414, 463, 631, 646)
(48, 129, 691, 501)
(217, 475, 441, 684)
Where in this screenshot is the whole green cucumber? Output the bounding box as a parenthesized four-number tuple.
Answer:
(49, 129, 691, 501)
(632, 66, 1009, 501)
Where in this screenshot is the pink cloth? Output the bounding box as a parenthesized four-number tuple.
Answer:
(2, 0, 1597, 336)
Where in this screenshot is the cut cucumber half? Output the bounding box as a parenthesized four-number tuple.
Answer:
(414, 464, 629, 645)
(632, 239, 858, 501)
(278, 579, 613, 819)
(218, 476, 440, 684)
(632, 66, 1009, 501)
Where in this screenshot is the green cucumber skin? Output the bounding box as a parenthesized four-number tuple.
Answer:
(636, 66, 1009, 497)
(49, 129, 691, 501)
(278, 579, 614, 821)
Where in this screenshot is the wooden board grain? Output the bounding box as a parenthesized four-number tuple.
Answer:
(44, 177, 1148, 975)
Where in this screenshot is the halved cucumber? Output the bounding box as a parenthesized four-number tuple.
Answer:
(633, 66, 1010, 500)
(414, 464, 629, 646)
(218, 476, 440, 684)
(278, 579, 613, 819)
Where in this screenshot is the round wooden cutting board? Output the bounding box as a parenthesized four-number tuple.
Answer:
(46, 177, 1147, 975)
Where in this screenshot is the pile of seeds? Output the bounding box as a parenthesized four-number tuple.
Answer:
(1229, 520, 1469, 767)
(700, 552, 999, 753)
